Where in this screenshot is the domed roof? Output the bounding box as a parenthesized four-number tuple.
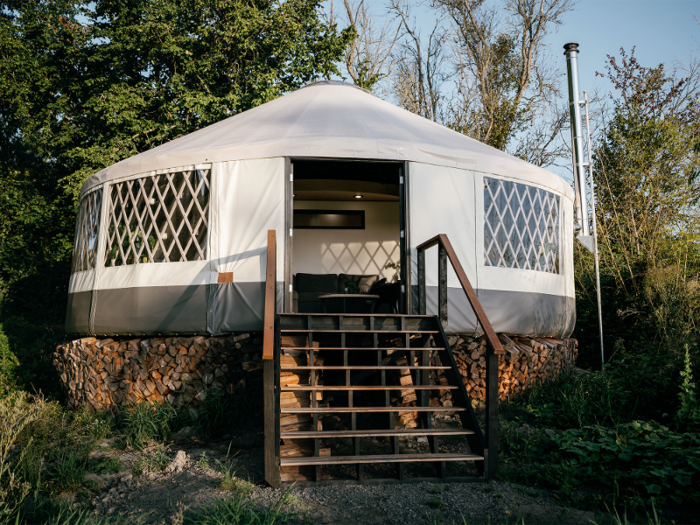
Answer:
(82, 81, 573, 200)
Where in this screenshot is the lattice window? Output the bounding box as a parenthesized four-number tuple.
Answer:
(484, 177, 560, 273)
(71, 189, 103, 273)
(104, 168, 210, 267)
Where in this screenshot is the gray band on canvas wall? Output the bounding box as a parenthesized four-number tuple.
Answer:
(66, 284, 574, 338)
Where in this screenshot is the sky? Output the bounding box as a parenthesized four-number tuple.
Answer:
(550, 0, 699, 100)
(323, 0, 699, 181)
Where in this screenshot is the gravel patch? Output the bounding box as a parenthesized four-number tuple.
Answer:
(80, 431, 594, 525)
(249, 481, 594, 525)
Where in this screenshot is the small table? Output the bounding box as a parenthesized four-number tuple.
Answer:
(319, 293, 380, 313)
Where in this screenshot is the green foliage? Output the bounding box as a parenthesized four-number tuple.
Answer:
(215, 446, 252, 494)
(425, 498, 443, 509)
(555, 421, 700, 507)
(43, 506, 145, 525)
(116, 402, 176, 450)
(0, 318, 66, 398)
(576, 49, 700, 369)
(0, 392, 48, 523)
(676, 345, 700, 432)
(132, 447, 170, 475)
(0, 328, 18, 395)
(0, 1, 354, 396)
(48, 452, 89, 493)
(183, 492, 293, 525)
(196, 452, 210, 470)
(90, 457, 122, 475)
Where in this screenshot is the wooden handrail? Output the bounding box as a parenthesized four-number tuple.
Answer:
(417, 233, 503, 479)
(262, 230, 276, 360)
(417, 234, 504, 356)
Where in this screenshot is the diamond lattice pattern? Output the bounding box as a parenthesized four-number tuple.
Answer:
(105, 169, 210, 267)
(484, 177, 560, 273)
(71, 189, 103, 273)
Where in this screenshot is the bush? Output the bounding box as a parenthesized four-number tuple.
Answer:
(554, 421, 700, 507)
(0, 328, 19, 395)
(0, 317, 65, 398)
(0, 392, 58, 523)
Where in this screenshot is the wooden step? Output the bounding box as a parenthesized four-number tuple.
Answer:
(280, 453, 482, 467)
(281, 385, 457, 391)
(280, 366, 450, 370)
(280, 406, 466, 414)
(281, 330, 440, 334)
(281, 347, 447, 351)
(280, 429, 474, 438)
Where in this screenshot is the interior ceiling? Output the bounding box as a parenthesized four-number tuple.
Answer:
(293, 179, 399, 201)
(293, 159, 401, 202)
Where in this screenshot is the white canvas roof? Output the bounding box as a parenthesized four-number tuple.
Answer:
(81, 81, 574, 201)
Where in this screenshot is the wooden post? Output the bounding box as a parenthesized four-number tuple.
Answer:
(263, 230, 280, 487)
(415, 233, 505, 480)
(485, 346, 499, 480)
(418, 250, 426, 315)
(263, 230, 276, 360)
(438, 244, 448, 327)
(264, 360, 279, 487)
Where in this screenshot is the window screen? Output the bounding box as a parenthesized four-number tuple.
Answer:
(484, 177, 560, 273)
(293, 209, 365, 229)
(71, 189, 103, 273)
(104, 168, 210, 267)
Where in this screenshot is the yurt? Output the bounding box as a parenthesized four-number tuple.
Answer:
(66, 81, 575, 338)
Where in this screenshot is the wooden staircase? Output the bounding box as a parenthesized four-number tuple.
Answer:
(264, 312, 486, 486)
(261, 231, 505, 487)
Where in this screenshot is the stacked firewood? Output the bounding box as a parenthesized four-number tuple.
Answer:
(54, 334, 263, 411)
(434, 334, 578, 404)
(278, 336, 328, 482)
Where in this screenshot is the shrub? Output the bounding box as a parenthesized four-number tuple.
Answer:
(0, 392, 56, 523)
(0, 327, 18, 395)
(676, 345, 700, 432)
(0, 317, 65, 398)
(554, 421, 700, 507)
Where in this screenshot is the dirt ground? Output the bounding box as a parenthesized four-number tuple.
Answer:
(75, 418, 601, 525)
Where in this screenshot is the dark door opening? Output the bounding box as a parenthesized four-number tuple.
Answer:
(286, 159, 408, 314)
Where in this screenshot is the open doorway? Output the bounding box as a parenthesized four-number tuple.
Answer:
(289, 159, 406, 314)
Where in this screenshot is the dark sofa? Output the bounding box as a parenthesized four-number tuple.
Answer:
(293, 273, 388, 313)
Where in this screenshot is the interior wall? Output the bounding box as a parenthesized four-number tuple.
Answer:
(292, 200, 400, 279)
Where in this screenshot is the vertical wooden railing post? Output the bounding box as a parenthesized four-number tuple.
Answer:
(416, 233, 504, 480)
(438, 244, 448, 327)
(418, 250, 426, 315)
(485, 343, 499, 480)
(263, 230, 280, 488)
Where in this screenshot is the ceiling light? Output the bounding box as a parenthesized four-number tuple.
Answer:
(354, 194, 363, 199)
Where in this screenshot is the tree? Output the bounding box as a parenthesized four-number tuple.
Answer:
(341, 0, 399, 91)
(389, 0, 447, 122)
(434, 0, 574, 157)
(0, 0, 354, 322)
(574, 48, 700, 366)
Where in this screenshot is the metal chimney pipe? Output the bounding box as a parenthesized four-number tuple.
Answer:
(564, 43, 590, 237)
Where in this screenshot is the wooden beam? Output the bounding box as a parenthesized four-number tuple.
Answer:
(263, 229, 276, 360)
